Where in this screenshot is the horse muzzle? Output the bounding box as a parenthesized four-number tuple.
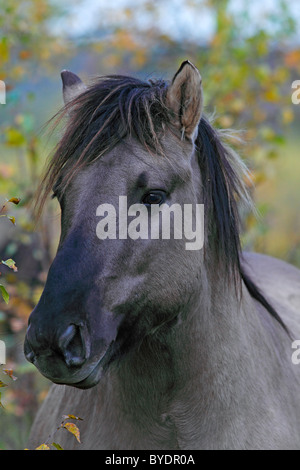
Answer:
(24, 314, 119, 389)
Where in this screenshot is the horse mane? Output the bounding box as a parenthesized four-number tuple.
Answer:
(195, 117, 289, 335)
(35, 74, 288, 334)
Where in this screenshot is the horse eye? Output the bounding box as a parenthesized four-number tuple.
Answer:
(142, 191, 166, 206)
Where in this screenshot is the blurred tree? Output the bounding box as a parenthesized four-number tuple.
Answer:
(0, 0, 70, 449)
(0, 0, 300, 449)
(88, 0, 297, 162)
(0, 0, 70, 195)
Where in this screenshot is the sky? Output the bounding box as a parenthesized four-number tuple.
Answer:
(51, 0, 300, 42)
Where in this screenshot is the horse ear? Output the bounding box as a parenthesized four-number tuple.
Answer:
(61, 70, 86, 105)
(167, 60, 203, 140)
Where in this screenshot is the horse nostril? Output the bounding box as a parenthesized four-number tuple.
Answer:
(26, 351, 35, 363)
(58, 324, 87, 368)
(24, 323, 89, 369)
(24, 335, 36, 364)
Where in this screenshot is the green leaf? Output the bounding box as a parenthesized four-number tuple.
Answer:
(0, 284, 9, 304)
(1, 258, 18, 272)
(52, 442, 64, 450)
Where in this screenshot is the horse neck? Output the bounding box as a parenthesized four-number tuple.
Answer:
(110, 266, 282, 427)
(109, 269, 256, 415)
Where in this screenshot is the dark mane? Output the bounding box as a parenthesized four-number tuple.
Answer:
(195, 118, 290, 335)
(36, 74, 288, 335)
(196, 117, 244, 281)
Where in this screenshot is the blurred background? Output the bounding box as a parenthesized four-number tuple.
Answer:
(0, 0, 299, 449)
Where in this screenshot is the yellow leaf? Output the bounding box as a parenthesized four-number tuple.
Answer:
(35, 444, 51, 450)
(8, 216, 16, 225)
(282, 108, 294, 125)
(62, 414, 83, 421)
(0, 38, 9, 63)
(264, 88, 279, 102)
(5, 128, 25, 146)
(8, 197, 21, 205)
(63, 422, 81, 443)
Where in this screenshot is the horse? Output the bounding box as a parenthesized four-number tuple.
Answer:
(25, 61, 300, 450)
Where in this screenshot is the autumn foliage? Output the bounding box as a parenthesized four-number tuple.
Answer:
(0, 0, 299, 449)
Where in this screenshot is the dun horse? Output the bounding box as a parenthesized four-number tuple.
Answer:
(25, 61, 300, 450)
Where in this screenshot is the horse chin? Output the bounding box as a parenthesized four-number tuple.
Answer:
(68, 360, 105, 389)
(53, 343, 115, 389)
